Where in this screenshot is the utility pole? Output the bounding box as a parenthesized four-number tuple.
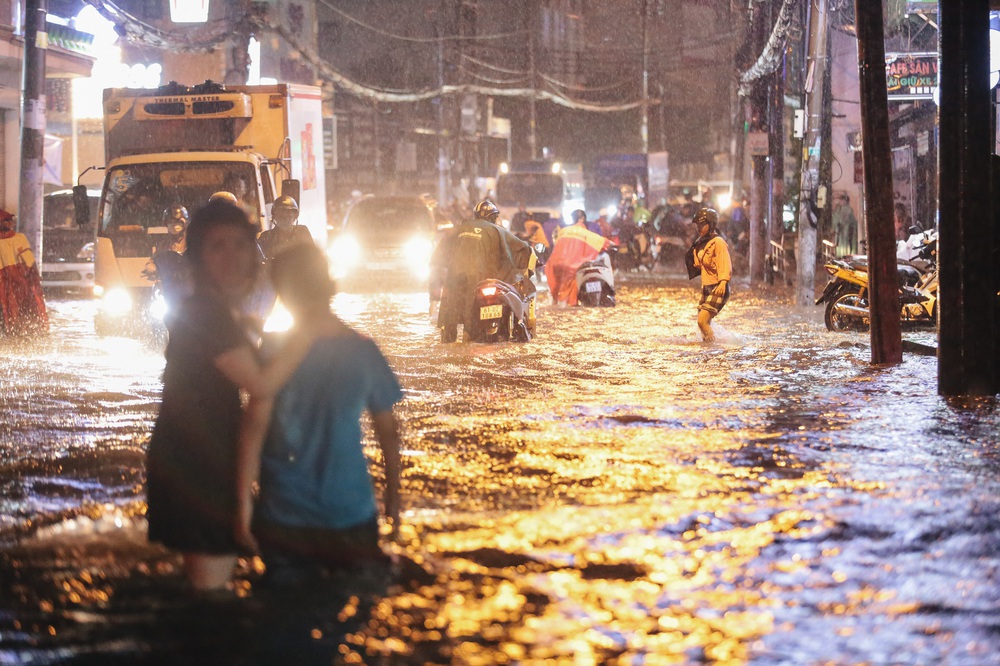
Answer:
(18, 0, 47, 260)
(938, 0, 996, 393)
(526, 0, 538, 160)
(436, 2, 448, 205)
(747, 3, 770, 284)
(225, 0, 253, 85)
(795, 0, 827, 306)
(768, 65, 785, 252)
(854, 0, 901, 365)
(641, 0, 649, 154)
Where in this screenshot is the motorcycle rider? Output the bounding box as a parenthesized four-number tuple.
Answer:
(430, 200, 537, 343)
(257, 195, 313, 262)
(143, 205, 190, 327)
(686, 207, 732, 342)
(545, 209, 613, 306)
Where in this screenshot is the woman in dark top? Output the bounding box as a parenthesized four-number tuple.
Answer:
(145, 200, 313, 591)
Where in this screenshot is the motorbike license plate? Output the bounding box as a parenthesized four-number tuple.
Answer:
(585, 280, 602, 293)
(480, 304, 503, 320)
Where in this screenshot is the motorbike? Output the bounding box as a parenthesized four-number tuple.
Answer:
(463, 277, 537, 343)
(815, 232, 938, 332)
(610, 224, 656, 272)
(575, 252, 616, 307)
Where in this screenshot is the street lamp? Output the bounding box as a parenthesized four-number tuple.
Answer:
(169, 0, 209, 24)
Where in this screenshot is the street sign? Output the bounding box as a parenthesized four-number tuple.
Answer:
(747, 131, 769, 156)
(886, 52, 938, 100)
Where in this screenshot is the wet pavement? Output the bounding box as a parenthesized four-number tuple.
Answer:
(1, 271, 998, 665)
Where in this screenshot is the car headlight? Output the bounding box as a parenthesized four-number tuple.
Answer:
(99, 287, 133, 317)
(404, 236, 435, 279)
(327, 235, 361, 277)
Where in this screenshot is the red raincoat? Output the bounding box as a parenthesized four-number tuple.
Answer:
(0, 230, 49, 335)
(544, 223, 611, 306)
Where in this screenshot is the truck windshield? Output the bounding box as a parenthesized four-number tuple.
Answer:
(98, 162, 260, 257)
(496, 173, 563, 208)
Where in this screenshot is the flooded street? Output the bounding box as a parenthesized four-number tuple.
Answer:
(1, 273, 998, 665)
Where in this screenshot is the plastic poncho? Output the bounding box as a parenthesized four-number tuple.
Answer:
(545, 223, 611, 306)
(430, 219, 535, 328)
(0, 230, 49, 335)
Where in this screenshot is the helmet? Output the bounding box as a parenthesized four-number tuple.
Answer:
(162, 205, 189, 237)
(209, 191, 238, 205)
(163, 204, 189, 224)
(474, 200, 500, 223)
(571, 209, 586, 225)
(692, 208, 719, 228)
(271, 195, 299, 228)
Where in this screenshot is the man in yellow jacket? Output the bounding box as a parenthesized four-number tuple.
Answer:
(687, 208, 731, 342)
(545, 210, 612, 306)
(0, 209, 48, 336)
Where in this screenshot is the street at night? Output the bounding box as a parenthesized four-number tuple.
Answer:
(1, 274, 997, 664)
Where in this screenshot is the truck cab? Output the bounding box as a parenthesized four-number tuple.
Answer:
(82, 80, 328, 336)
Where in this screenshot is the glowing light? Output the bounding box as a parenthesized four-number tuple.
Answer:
(169, 0, 209, 23)
(499, 162, 509, 174)
(327, 234, 362, 278)
(98, 287, 132, 316)
(263, 297, 293, 332)
(480, 286, 498, 297)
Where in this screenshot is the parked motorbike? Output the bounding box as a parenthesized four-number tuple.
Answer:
(464, 277, 537, 343)
(816, 233, 938, 332)
(575, 252, 616, 307)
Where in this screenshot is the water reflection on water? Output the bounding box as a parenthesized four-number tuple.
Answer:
(1, 277, 997, 664)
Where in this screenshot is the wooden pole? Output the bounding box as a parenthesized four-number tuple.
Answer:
(854, 0, 902, 365)
(938, 0, 996, 395)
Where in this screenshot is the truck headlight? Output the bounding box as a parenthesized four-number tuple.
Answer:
(99, 287, 133, 317)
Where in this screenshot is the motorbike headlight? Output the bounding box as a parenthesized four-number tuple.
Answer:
(327, 235, 361, 278)
(99, 287, 133, 317)
(148, 290, 168, 321)
(263, 297, 293, 333)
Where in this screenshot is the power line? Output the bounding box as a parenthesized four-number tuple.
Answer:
(316, 0, 527, 43)
(82, 0, 234, 52)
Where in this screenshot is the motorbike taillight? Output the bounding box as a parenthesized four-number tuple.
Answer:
(480, 285, 498, 297)
(825, 265, 838, 275)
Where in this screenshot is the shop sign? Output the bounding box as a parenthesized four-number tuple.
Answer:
(886, 52, 937, 100)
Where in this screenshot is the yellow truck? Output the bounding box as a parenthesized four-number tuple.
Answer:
(79, 80, 327, 335)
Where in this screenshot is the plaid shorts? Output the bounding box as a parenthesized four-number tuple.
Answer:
(699, 282, 731, 315)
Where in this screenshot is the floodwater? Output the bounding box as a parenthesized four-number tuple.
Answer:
(1, 272, 998, 665)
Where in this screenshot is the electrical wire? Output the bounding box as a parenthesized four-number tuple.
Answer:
(254, 13, 654, 112)
(458, 64, 532, 86)
(316, 0, 526, 43)
(460, 53, 529, 76)
(82, 0, 234, 53)
(738, 0, 797, 95)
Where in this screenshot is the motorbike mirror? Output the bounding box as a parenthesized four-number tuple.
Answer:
(281, 179, 300, 204)
(533, 242, 546, 254)
(72, 185, 91, 228)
